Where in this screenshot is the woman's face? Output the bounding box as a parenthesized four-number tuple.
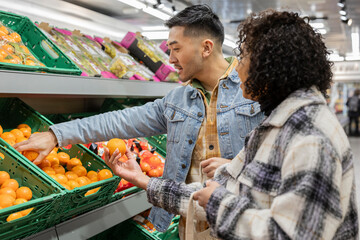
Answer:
(236, 49, 256, 100)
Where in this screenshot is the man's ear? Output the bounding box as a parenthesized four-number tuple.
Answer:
(201, 39, 214, 58)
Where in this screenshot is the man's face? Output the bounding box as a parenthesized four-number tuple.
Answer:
(167, 26, 203, 82)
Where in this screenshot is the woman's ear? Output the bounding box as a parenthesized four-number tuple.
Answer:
(201, 39, 214, 58)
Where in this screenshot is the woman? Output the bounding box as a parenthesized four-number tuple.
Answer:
(106, 10, 358, 239)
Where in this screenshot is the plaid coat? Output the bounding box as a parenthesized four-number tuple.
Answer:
(147, 87, 359, 239)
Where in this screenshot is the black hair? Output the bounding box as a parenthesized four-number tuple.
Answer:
(237, 9, 333, 105)
(165, 4, 224, 45)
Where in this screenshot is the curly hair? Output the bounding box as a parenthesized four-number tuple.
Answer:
(237, 9, 333, 104)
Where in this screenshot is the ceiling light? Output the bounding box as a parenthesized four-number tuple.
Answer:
(337, 0, 345, 7)
(309, 22, 325, 28)
(347, 18, 353, 26)
(141, 25, 168, 31)
(339, 7, 347, 16)
(317, 29, 327, 35)
(340, 15, 347, 21)
(117, 0, 146, 9)
(223, 39, 237, 49)
(351, 32, 359, 55)
(143, 7, 171, 20)
(141, 31, 169, 39)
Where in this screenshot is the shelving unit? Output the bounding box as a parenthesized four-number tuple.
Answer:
(1, 70, 176, 239)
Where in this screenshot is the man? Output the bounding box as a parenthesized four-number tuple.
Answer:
(14, 4, 263, 235)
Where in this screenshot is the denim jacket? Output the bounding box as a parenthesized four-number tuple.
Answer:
(50, 68, 264, 231)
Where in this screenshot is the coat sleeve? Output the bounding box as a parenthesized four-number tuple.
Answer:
(146, 178, 208, 221)
(50, 98, 167, 147)
(205, 136, 355, 240)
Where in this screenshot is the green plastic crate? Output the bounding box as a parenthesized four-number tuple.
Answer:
(89, 215, 180, 240)
(0, 145, 64, 240)
(0, 98, 120, 223)
(0, 10, 81, 75)
(145, 135, 167, 158)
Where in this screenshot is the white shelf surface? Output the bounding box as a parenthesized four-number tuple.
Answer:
(0, 70, 179, 98)
(24, 190, 152, 240)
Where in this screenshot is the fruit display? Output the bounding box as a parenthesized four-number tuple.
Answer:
(0, 123, 112, 196)
(0, 169, 34, 222)
(109, 53, 154, 80)
(0, 23, 45, 66)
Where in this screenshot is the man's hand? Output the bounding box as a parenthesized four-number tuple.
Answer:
(193, 180, 221, 209)
(200, 157, 231, 178)
(13, 131, 57, 165)
(104, 147, 150, 190)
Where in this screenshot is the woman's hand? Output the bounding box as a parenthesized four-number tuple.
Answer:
(104, 147, 150, 190)
(193, 180, 221, 209)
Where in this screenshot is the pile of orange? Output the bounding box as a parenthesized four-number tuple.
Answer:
(0, 168, 34, 222)
(0, 24, 45, 66)
(0, 123, 32, 147)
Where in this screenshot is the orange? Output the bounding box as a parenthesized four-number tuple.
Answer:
(65, 171, 78, 181)
(25, 60, 36, 66)
(6, 212, 23, 222)
(20, 45, 30, 54)
(0, 152, 4, 160)
(76, 176, 90, 187)
(10, 32, 21, 42)
(20, 208, 33, 216)
(16, 187, 32, 201)
(42, 167, 55, 175)
(19, 128, 31, 138)
(67, 180, 80, 190)
(107, 138, 126, 156)
(13, 198, 27, 205)
(15, 137, 27, 143)
(1, 132, 16, 142)
(23, 151, 39, 162)
(1, 179, 19, 191)
(17, 124, 30, 130)
(0, 171, 10, 186)
(140, 161, 151, 173)
(49, 147, 58, 156)
(149, 156, 162, 166)
(98, 169, 113, 181)
(57, 152, 70, 166)
(38, 159, 51, 168)
(71, 165, 87, 177)
(85, 187, 100, 196)
(53, 165, 65, 175)
(2, 44, 13, 54)
(55, 174, 68, 184)
(0, 194, 14, 208)
(0, 187, 16, 199)
(10, 129, 24, 140)
(87, 171, 98, 182)
(61, 183, 71, 190)
(4, 138, 15, 146)
(46, 155, 59, 167)
(0, 26, 9, 36)
(148, 169, 161, 177)
(0, 124, 2, 135)
(66, 158, 82, 170)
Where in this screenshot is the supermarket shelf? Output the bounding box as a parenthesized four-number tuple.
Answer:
(24, 190, 152, 240)
(0, 70, 179, 98)
(56, 190, 152, 240)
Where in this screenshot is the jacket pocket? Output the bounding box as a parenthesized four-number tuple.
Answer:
(164, 107, 187, 143)
(235, 103, 262, 137)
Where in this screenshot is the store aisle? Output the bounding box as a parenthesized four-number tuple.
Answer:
(350, 137, 360, 214)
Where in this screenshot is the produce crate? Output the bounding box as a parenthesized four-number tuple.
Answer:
(0, 10, 81, 75)
(0, 145, 64, 240)
(0, 98, 120, 223)
(110, 186, 142, 203)
(100, 98, 167, 158)
(120, 32, 173, 81)
(89, 215, 180, 240)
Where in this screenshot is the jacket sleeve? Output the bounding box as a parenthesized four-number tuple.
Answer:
(50, 98, 167, 147)
(146, 178, 208, 221)
(205, 136, 354, 240)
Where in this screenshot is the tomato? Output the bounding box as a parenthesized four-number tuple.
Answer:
(149, 156, 162, 167)
(148, 169, 160, 177)
(140, 160, 151, 172)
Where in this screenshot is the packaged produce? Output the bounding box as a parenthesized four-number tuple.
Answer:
(0, 22, 45, 66)
(110, 53, 154, 80)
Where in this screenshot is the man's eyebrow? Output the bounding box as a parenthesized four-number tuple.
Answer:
(167, 41, 178, 46)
